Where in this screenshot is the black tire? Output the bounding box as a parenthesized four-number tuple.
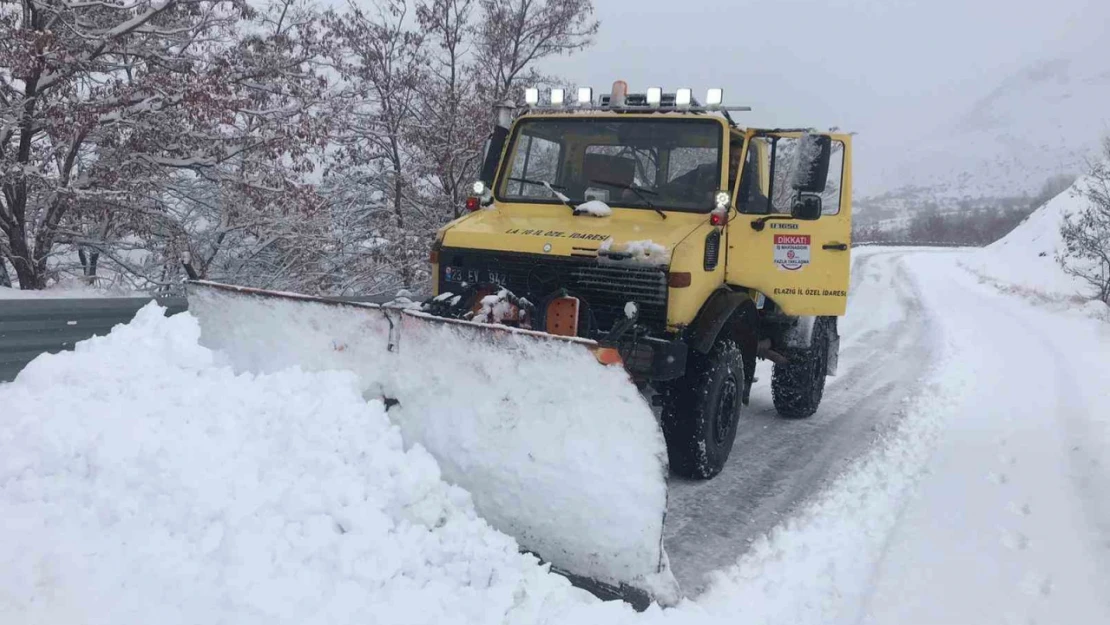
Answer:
(660, 340, 745, 479)
(771, 317, 830, 419)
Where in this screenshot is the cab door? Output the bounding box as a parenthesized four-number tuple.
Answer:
(725, 130, 852, 316)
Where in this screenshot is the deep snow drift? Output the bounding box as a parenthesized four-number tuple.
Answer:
(962, 176, 1108, 316)
(0, 304, 611, 624)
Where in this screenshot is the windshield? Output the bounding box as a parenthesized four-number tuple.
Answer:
(496, 117, 723, 212)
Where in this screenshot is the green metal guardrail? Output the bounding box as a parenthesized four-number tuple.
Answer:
(0, 294, 397, 383)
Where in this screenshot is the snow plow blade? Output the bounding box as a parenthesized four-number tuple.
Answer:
(185, 281, 679, 608)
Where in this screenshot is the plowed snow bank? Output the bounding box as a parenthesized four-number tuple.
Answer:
(185, 285, 676, 600)
(962, 177, 1105, 311)
(0, 304, 607, 624)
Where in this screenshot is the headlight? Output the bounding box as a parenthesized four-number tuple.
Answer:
(524, 87, 539, 106)
(675, 88, 692, 107)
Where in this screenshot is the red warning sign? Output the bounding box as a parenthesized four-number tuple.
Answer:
(773, 234, 811, 270)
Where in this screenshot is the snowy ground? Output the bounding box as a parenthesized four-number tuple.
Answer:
(0, 284, 140, 299)
(3, 241, 1109, 623)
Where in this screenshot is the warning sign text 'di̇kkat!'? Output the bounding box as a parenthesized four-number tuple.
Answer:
(773, 234, 811, 270)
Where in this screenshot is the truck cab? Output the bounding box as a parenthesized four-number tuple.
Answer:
(428, 83, 853, 479)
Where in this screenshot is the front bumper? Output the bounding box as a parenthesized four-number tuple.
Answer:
(606, 335, 688, 382)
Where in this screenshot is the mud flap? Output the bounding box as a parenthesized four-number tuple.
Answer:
(185, 281, 680, 607)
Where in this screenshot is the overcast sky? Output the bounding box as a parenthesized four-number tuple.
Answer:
(542, 0, 1108, 181)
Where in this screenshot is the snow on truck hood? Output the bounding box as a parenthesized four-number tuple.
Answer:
(441, 204, 707, 260)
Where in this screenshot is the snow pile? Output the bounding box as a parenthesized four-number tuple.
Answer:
(851, 254, 1110, 624)
(962, 176, 1106, 309)
(575, 199, 613, 217)
(599, 238, 670, 265)
(0, 303, 609, 624)
(186, 285, 678, 601)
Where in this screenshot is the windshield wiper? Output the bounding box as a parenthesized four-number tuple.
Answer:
(590, 178, 666, 220)
(542, 181, 580, 214)
(508, 176, 566, 191)
(506, 177, 579, 214)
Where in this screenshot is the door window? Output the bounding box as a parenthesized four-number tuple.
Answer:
(766, 136, 846, 216)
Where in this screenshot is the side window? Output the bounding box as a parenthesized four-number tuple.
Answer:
(737, 138, 770, 214)
(821, 141, 845, 215)
(767, 136, 845, 215)
(507, 134, 561, 197)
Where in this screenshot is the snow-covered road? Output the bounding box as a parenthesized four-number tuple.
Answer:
(666, 248, 942, 593)
(678, 248, 1110, 624)
(859, 251, 1110, 624)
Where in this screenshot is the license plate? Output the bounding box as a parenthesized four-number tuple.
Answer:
(445, 266, 507, 286)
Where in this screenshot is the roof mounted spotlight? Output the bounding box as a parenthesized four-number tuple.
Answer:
(706, 88, 723, 109)
(524, 87, 539, 106)
(646, 87, 662, 107)
(675, 87, 692, 108)
(550, 88, 565, 106)
(577, 86, 593, 105)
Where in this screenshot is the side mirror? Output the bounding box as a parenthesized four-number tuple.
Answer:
(790, 133, 832, 193)
(791, 194, 822, 220)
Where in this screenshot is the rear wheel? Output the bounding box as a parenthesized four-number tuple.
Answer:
(771, 317, 831, 418)
(661, 340, 745, 479)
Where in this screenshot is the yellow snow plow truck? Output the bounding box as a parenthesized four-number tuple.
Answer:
(185, 82, 852, 609)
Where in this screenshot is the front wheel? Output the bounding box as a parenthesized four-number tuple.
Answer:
(771, 317, 831, 418)
(660, 340, 745, 479)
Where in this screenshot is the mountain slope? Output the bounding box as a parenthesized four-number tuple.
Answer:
(862, 51, 1110, 203)
(961, 175, 1108, 311)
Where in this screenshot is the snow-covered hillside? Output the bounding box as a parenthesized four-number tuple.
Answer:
(860, 45, 1110, 203)
(961, 176, 1107, 312)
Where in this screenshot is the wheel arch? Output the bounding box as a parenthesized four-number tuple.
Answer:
(685, 288, 760, 391)
(687, 288, 757, 352)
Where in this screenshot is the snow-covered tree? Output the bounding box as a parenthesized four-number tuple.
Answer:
(0, 0, 330, 289)
(316, 0, 599, 296)
(2, 0, 600, 293)
(321, 0, 430, 294)
(1059, 138, 1110, 303)
(411, 0, 486, 220)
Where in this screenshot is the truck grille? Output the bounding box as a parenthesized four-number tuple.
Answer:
(438, 249, 668, 336)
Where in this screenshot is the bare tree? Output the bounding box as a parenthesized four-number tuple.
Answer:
(1059, 138, 1110, 303)
(475, 0, 598, 103)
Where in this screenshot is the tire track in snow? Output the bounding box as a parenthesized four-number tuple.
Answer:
(664, 251, 942, 595)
